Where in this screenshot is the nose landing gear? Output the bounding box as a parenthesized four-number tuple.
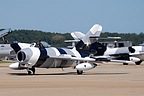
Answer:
(27, 67, 35, 75)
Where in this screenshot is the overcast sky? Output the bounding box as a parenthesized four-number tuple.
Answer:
(0, 0, 144, 33)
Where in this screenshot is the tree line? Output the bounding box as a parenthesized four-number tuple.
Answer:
(2, 30, 144, 47)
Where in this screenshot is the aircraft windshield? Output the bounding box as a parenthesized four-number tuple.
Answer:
(40, 41, 51, 48)
(32, 41, 51, 48)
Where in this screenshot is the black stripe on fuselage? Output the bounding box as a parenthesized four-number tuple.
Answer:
(34, 48, 49, 67)
(10, 43, 21, 53)
(57, 48, 67, 54)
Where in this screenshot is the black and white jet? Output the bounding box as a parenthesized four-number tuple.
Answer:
(9, 24, 103, 75)
(70, 28, 144, 65)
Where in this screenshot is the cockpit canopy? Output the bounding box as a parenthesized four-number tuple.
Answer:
(30, 41, 51, 48)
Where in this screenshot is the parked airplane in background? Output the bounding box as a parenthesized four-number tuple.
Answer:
(0, 44, 14, 58)
(70, 28, 144, 65)
(0, 29, 33, 59)
(0, 28, 12, 40)
(0, 43, 32, 59)
(95, 46, 144, 65)
(98, 43, 144, 65)
(9, 24, 104, 75)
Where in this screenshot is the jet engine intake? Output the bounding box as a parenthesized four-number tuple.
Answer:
(16, 47, 41, 67)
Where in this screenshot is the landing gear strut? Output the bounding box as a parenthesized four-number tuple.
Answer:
(27, 67, 35, 75)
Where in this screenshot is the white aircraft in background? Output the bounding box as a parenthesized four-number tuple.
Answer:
(0, 44, 14, 58)
(0, 29, 14, 58)
(9, 24, 104, 75)
(0, 43, 32, 59)
(70, 28, 144, 65)
(0, 29, 32, 59)
(0, 28, 12, 40)
(94, 46, 144, 65)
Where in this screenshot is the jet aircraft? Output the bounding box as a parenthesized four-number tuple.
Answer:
(9, 24, 104, 75)
(0, 44, 13, 58)
(0, 28, 33, 59)
(0, 28, 12, 40)
(70, 29, 144, 65)
(0, 43, 33, 59)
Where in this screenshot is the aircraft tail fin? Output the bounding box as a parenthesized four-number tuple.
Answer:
(82, 24, 102, 45)
(75, 24, 106, 57)
(71, 24, 102, 42)
(66, 24, 102, 48)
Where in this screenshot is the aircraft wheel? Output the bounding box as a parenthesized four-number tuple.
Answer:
(28, 70, 32, 75)
(27, 67, 35, 75)
(123, 63, 128, 65)
(77, 70, 83, 75)
(135, 60, 142, 65)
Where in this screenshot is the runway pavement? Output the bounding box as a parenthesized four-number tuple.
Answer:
(0, 62, 144, 96)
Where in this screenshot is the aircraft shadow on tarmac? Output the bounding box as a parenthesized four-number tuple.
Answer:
(8, 72, 128, 76)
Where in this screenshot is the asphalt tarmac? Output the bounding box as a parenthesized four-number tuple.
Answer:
(0, 62, 144, 96)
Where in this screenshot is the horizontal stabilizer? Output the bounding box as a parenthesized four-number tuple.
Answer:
(71, 31, 85, 40)
(64, 40, 80, 43)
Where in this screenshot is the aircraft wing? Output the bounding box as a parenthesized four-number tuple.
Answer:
(94, 52, 143, 64)
(110, 60, 134, 63)
(90, 54, 141, 64)
(110, 52, 144, 57)
(129, 51, 144, 56)
(50, 54, 96, 62)
(50, 53, 143, 65)
(0, 28, 12, 38)
(51, 54, 134, 64)
(49, 54, 121, 63)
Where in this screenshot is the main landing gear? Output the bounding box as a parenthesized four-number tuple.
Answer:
(27, 67, 35, 75)
(135, 60, 142, 65)
(77, 70, 83, 75)
(123, 60, 142, 65)
(123, 63, 128, 65)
